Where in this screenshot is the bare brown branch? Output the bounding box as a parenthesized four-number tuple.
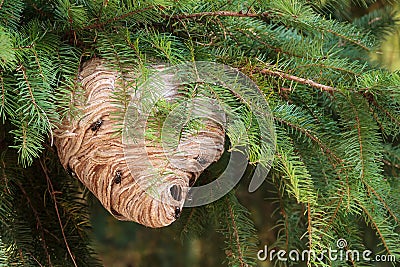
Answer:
(167, 11, 270, 20)
(39, 160, 78, 267)
(260, 68, 338, 92)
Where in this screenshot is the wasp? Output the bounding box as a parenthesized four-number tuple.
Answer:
(195, 155, 207, 165)
(114, 170, 122, 184)
(66, 165, 76, 178)
(174, 207, 181, 219)
(90, 118, 103, 132)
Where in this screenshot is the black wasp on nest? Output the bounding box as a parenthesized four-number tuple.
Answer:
(90, 118, 103, 132)
(174, 207, 181, 219)
(114, 170, 122, 184)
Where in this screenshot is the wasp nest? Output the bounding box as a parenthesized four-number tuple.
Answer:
(55, 58, 225, 227)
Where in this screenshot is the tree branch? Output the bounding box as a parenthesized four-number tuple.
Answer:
(306, 201, 312, 266)
(167, 11, 270, 20)
(260, 68, 338, 92)
(365, 183, 398, 224)
(85, 6, 155, 29)
(17, 182, 52, 267)
(225, 196, 246, 267)
(363, 92, 400, 127)
(1, 75, 5, 120)
(39, 160, 78, 267)
(358, 201, 392, 254)
(275, 117, 342, 163)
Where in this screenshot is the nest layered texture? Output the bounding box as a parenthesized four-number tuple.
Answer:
(55, 59, 225, 227)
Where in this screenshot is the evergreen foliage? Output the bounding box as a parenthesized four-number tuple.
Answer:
(0, 0, 399, 266)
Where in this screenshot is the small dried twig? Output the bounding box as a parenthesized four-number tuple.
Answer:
(260, 68, 338, 92)
(39, 160, 78, 267)
(167, 11, 270, 20)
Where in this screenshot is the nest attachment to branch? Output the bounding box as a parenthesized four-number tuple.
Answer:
(55, 59, 225, 227)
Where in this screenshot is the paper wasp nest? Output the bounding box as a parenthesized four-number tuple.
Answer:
(55, 58, 225, 228)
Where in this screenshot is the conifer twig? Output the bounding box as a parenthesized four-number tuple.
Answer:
(39, 160, 78, 267)
(225, 197, 246, 267)
(30, 254, 44, 267)
(365, 183, 399, 224)
(274, 117, 342, 163)
(17, 182, 52, 267)
(347, 100, 366, 181)
(306, 201, 312, 265)
(85, 6, 155, 29)
(260, 68, 338, 92)
(358, 201, 392, 254)
(167, 11, 270, 20)
(235, 28, 302, 58)
(1, 76, 4, 118)
(363, 92, 400, 126)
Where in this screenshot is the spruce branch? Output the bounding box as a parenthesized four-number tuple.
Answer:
(167, 11, 270, 20)
(260, 68, 338, 92)
(273, 177, 290, 251)
(325, 29, 371, 51)
(235, 28, 302, 58)
(180, 208, 196, 237)
(215, 192, 258, 267)
(0, 75, 5, 122)
(85, 6, 156, 29)
(306, 201, 312, 265)
(347, 99, 366, 181)
(274, 116, 341, 163)
(30, 254, 44, 267)
(365, 183, 399, 224)
(18, 64, 38, 108)
(39, 160, 77, 267)
(358, 201, 392, 255)
(16, 181, 52, 267)
(225, 197, 246, 267)
(363, 92, 400, 127)
(322, 191, 345, 234)
(295, 62, 360, 76)
(274, 108, 354, 211)
(17, 63, 54, 133)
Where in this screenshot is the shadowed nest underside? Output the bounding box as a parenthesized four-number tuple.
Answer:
(54, 59, 225, 228)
